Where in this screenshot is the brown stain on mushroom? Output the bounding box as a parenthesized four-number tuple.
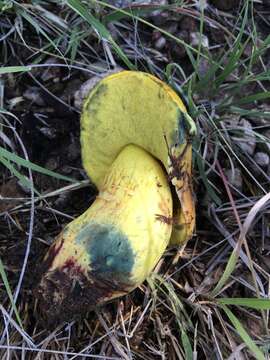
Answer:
(35, 263, 131, 325)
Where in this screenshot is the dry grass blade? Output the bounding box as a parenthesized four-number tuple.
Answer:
(239, 192, 270, 245)
(212, 192, 270, 297)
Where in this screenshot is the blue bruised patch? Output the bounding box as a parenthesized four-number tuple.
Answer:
(75, 222, 134, 282)
(177, 110, 187, 145)
(169, 110, 187, 147)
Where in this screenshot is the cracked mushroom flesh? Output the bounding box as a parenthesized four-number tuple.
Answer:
(36, 71, 196, 323)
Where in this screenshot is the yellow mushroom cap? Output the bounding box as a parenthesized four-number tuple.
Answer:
(81, 70, 195, 245)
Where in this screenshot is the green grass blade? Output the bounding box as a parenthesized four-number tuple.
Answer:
(67, 0, 135, 69)
(0, 258, 23, 328)
(0, 156, 36, 193)
(194, 138, 222, 205)
(97, 0, 211, 63)
(211, 247, 238, 297)
(235, 91, 270, 105)
(17, 8, 65, 59)
(221, 305, 264, 360)
(246, 34, 270, 66)
(103, 4, 169, 24)
(0, 66, 32, 75)
(230, 106, 270, 118)
(214, 4, 249, 89)
(0, 147, 75, 183)
(218, 298, 270, 310)
(215, 42, 246, 89)
(66, 26, 82, 63)
(251, 70, 270, 81)
(181, 329, 193, 360)
(185, 47, 199, 80)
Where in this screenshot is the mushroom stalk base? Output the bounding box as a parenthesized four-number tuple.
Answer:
(36, 144, 173, 323)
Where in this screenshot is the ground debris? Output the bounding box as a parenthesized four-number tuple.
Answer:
(0, 178, 25, 212)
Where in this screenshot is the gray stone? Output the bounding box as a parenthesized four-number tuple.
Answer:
(254, 152, 270, 168)
(154, 36, 166, 50)
(234, 118, 256, 156)
(23, 87, 45, 106)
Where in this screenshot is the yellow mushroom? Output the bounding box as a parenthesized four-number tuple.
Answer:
(36, 71, 196, 322)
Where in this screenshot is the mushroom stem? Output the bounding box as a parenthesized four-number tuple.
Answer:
(36, 144, 173, 321)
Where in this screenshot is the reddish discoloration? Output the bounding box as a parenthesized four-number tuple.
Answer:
(62, 258, 85, 276)
(63, 258, 75, 269)
(155, 214, 178, 225)
(155, 214, 174, 225)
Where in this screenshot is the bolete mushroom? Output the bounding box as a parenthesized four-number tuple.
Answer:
(36, 71, 196, 322)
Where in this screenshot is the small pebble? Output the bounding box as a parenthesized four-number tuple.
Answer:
(154, 36, 166, 50)
(190, 32, 209, 48)
(254, 152, 269, 168)
(23, 87, 45, 106)
(54, 192, 70, 208)
(39, 126, 57, 140)
(234, 118, 256, 156)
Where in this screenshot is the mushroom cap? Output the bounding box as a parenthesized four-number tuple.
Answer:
(81, 71, 195, 244)
(81, 71, 187, 185)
